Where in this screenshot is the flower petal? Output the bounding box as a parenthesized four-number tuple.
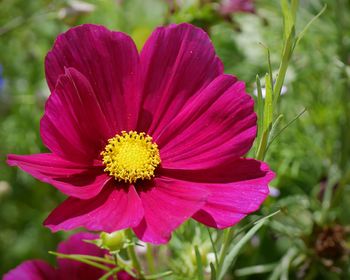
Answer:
(3, 260, 55, 280)
(157, 75, 256, 170)
(138, 23, 223, 134)
(45, 24, 140, 132)
(7, 153, 108, 199)
(57, 232, 108, 279)
(161, 159, 274, 228)
(132, 177, 208, 244)
(44, 183, 143, 233)
(41, 68, 113, 163)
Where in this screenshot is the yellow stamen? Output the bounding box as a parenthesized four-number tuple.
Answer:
(101, 131, 161, 183)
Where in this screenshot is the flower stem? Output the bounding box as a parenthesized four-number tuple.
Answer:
(49, 251, 111, 271)
(216, 227, 234, 278)
(146, 243, 156, 274)
(125, 229, 143, 278)
(207, 228, 219, 268)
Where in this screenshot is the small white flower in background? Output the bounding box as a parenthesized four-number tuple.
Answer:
(253, 85, 288, 98)
(205, 252, 216, 273)
(135, 240, 147, 255)
(0, 181, 11, 198)
(58, 0, 95, 20)
(268, 185, 280, 197)
(251, 235, 260, 247)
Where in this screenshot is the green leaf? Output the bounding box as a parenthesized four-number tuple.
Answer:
(266, 108, 307, 150)
(281, 0, 295, 39)
(263, 73, 273, 132)
(273, 29, 295, 105)
(210, 263, 217, 280)
(256, 75, 264, 139)
(296, 4, 327, 46)
(268, 248, 298, 280)
(99, 267, 122, 280)
(218, 220, 267, 279)
(207, 228, 219, 268)
(144, 271, 173, 279)
(267, 114, 284, 150)
(195, 245, 204, 280)
(49, 251, 111, 272)
(256, 129, 269, 161)
(235, 263, 277, 277)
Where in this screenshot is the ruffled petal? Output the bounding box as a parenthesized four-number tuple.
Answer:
(138, 23, 223, 134)
(3, 260, 56, 280)
(7, 153, 108, 199)
(57, 232, 107, 279)
(44, 183, 143, 233)
(161, 159, 274, 228)
(157, 75, 256, 170)
(132, 177, 208, 244)
(41, 68, 113, 163)
(45, 24, 140, 132)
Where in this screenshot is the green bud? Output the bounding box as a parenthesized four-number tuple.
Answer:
(99, 230, 126, 252)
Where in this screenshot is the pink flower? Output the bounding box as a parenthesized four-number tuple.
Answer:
(219, 0, 255, 15)
(4, 232, 134, 280)
(8, 23, 274, 244)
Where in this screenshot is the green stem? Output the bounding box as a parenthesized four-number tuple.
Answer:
(216, 227, 234, 278)
(146, 243, 156, 274)
(125, 229, 143, 278)
(68, 254, 116, 264)
(49, 251, 111, 271)
(207, 228, 219, 268)
(99, 266, 123, 280)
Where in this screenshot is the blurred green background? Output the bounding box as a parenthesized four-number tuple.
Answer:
(1, 0, 349, 278)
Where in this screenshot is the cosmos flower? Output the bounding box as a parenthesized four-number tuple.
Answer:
(219, 0, 255, 15)
(7, 23, 274, 244)
(4, 232, 134, 280)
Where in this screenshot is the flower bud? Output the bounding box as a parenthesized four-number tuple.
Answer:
(99, 230, 126, 252)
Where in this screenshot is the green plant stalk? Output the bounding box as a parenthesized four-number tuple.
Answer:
(218, 221, 267, 279)
(216, 227, 234, 278)
(49, 251, 111, 271)
(60, 254, 116, 264)
(195, 245, 204, 280)
(144, 271, 173, 279)
(99, 266, 123, 280)
(207, 228, 219, 268)
(235, 263, 277, 277)
(125, 229, 143, 278)
(146, 243, 156, 274)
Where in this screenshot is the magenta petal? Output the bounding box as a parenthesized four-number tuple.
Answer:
(45, 24, 140, 131)
(157, 75, 256, 170)
(41, 68, 113, 163)
(44, 183, 143, 233)
(3, 260, 55, 280)
(133, 177, 208, 244)
(7, 153, 109, 199)
(161, 159, 274, 228)
(117, 271, 136, 280)
(138, 23, 223, 134)
(57, 232, 107, 279)
(57, 232, 101, 255)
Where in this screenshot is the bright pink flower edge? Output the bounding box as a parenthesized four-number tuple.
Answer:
(7, 23, 274, 244)
(3, 232, 134, 280)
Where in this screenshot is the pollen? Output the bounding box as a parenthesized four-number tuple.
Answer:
(101, 131, 161, 183)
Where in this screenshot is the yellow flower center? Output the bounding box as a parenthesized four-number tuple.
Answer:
(101, 131, 161, 183)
